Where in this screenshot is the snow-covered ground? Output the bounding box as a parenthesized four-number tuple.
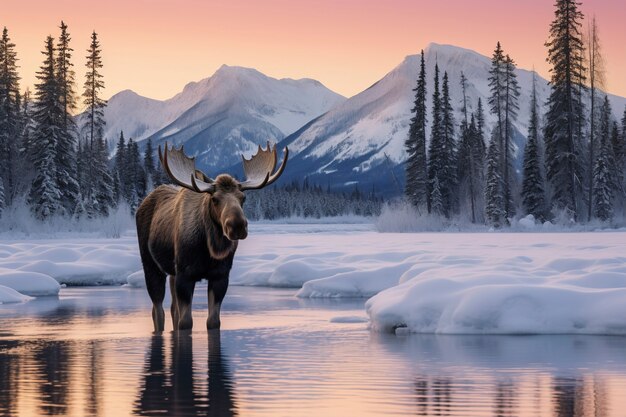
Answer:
(1, 224, 625, 335)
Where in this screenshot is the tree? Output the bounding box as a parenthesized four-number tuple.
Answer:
(91, 137, 114, 216)
(485, 132, 505, 227)
(0, 27, 21, 206)
(488, 42, 506, 159)
(428, 63, 442, 214)
(593, 96, 615, 221)
(586, 16, 604, 221)
(81, 31, 109, 216)
(522, 74, 546, 219)
(544, 0, 587, 218)
(502, 54, 521, 217)
(457, 115, 483, 222)
(439, 71, 457, 215)
(430, 176, 444, 216)
(54, 21, 79, 212)
(143, 137, 156, 189)
(404, 50, 428, 210)
(0, 177, 4, 216)
(29, 36, 63, 219)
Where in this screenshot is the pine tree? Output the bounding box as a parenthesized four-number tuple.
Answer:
(430, 176, 444, 216)
(55, 21, 79, 212)
(0, 27, 21, 206)
(143, 137, 156, 189)
(92, 137, 114, 215)
(522, 74, 546, 219)
(81, 31, 109, 215)
(439, 71, 457, 215)
(457, 115, 483, 222)
(0, 177, 4, 217)
(404, 50, 428, 209)
(488, 42, 506, 157)
(427, 67, 459, 218)
(485, 132, 505, 227)
(29, 36, 63, 219)
(586, 16, 604, 221)
(593, 97, 615, 221)
(544, 0, 587, 218)
(428, 63, 442, 214)
(502, 54, 520, 217)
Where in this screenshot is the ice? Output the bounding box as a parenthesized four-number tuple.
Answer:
(0, 270, 60, 296)
(0, 285, 32, 304)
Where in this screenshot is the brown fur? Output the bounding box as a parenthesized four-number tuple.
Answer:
(136, 174, 248, 332)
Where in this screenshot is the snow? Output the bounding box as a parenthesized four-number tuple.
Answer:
(0, 285, 33, 304)
(0, 237, 141, 286)
(0, 271, 60, 296)
(2, 225, 626, 335)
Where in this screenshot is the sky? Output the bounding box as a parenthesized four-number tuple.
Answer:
(3, 0, 626, 105)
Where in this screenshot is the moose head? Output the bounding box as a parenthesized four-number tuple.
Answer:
(158, 141, 288, 241)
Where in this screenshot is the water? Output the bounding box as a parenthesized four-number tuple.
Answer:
(1, 286, 626, 417)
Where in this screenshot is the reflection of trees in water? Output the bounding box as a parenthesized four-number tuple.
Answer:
(0, 341, 21, 417)
(134, 331, 237, 417)
(413, 373, 611, 417)
(36, 341, 72, 416)
(84, 341, 104, 417)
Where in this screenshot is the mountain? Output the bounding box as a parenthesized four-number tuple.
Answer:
(101, 65, 345, 168)
(276, 43, 626, 196)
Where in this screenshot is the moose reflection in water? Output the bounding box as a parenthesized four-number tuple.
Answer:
(134, 331, 238, 417)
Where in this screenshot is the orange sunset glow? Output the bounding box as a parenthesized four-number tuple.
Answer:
(3, 0, 626, 103)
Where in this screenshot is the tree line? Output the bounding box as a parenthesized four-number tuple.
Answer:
(404, 0, 626, 226)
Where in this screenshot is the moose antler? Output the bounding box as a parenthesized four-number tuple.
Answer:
(158, 143, 215, 193)
(240, 142, 288, 191)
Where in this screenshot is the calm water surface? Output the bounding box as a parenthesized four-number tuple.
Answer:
(1, 285, 626, 417)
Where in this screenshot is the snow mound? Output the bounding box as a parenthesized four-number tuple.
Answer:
(366, 247, 626, 335)
(0, 238, 141, 285)
(0, 270, 60, 296)
(0, 285, 32, 304)
(126, 270, 146, 288)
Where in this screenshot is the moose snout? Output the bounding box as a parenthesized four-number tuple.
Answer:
(223, 217, 248, 240)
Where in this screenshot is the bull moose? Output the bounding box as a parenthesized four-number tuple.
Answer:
(136, 142, 288, 332)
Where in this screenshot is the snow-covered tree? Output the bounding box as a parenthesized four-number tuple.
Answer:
(593, 97, 615, 221)
(55, 21, 79, 212)
(404, 50, 428, 210)
(457, 115, 484, 222)
(485, 132, 505, 227)
(544, 0, 587, 218)
(0, 27, 21, 206)
(430, 176, 444, 216)
(502, 54, 520, 217)
(522, 75, 546, 219)
(428, 63, 442, 214)
(92, 137, 114, 216)
(29, 36, 64, 219)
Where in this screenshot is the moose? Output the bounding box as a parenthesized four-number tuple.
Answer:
(136, 142, 288, 332)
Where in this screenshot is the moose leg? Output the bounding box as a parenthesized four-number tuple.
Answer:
(207, 276, 229, 330)
(145, 265, 166, 333)
(175, 276, 196, 331)
(169, 275, 179, 330)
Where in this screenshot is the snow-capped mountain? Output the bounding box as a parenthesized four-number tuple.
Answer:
(102, 65, 345, 169)
(276, 43, 626, 195)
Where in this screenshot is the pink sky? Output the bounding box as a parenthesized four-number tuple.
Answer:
(3, 0, 626, 104)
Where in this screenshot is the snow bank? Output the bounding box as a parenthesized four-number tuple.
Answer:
(0, 237, 141, 286)
(366, 233, 626, 335)
(0, 285, 32, 304)
(0, 271, 60, 296)
(125, 270, 146, 288)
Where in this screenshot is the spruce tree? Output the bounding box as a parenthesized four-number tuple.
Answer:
(143, 137, 156, 189)
(485, 132, 505, 227)
(55, 21, 79, 212)
(488, 42, 506, 157)
(404, 50, 428, 209)
(430, 176, 444, 216)
(502, 54, 520, 217)
(0, 177, 4, 217)
(544, 0, 587, 218)
(428, 63, 442, 214)
(92, 137, 114, 215)
(457, 115, 483, 222)
(439, 71, 457, 215)
(0, 27, 21, 206)
(593, 97, 615, 221)
(29, 36, 63, 219)
(81, 31, 109, 215)
(522, 75, 546, 219)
